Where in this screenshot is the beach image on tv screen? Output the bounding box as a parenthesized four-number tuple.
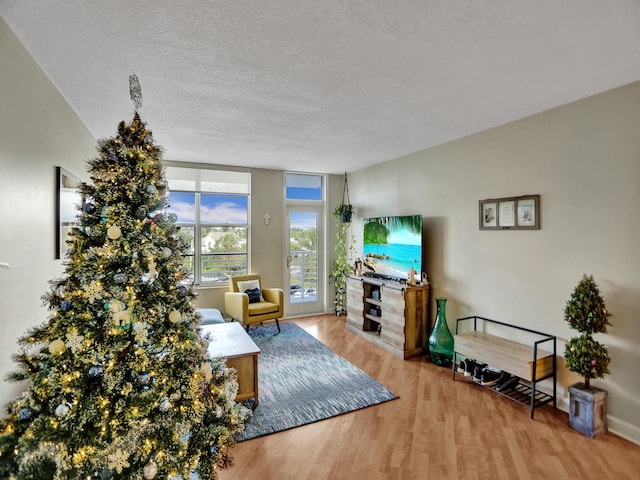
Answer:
(363, 214, 422, 281)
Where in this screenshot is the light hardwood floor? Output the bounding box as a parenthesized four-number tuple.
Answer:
(219, 315, 640, 480)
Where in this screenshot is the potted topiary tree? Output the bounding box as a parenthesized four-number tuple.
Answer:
(563, 274, 611, 438)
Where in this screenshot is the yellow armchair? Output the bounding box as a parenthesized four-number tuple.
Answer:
(225, 274, 284, 333)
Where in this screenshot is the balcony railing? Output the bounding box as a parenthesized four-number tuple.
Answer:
(289, 249, 317, 302)
(181, 253, 248, 283)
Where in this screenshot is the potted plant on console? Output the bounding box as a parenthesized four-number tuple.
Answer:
(563, 274, 611, 438)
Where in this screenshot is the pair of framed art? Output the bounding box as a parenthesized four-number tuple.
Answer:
(479, 194, 539, 230)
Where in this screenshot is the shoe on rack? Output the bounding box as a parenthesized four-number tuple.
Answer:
(464, 359, 478, 378)
(495, 374, 520, 392)
(481, 368, 504, 387)
(472, 363, 488, 382)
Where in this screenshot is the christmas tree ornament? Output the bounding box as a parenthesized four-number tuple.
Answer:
(114, 272, 128, 284)
(130, 74, 143, 110)
(168, 310, 181, 324)
(159, 397, 171, 413)
(107, 225, 122, 240)
(178, 285, 188, 296)
(83, 202, 96, 213)
(208, 445, 218, 456)
(133, 322, 149, 343)
(83, 280, 104, 304)
(168, 213, 178, 223)
(88, 363, 104, 380)
(108, 300, 122, 313)
(66, 328, 85, 353)
(61, 300, 72, 312)
(17, 407, 33, 423)
(113, 309, 132, 329)
(137, 372, 150, 386)
(143, 460, 158, 479)
(55, 402, 71, 418)
(137, 205, 149, 219)
(107, 449, 130, 474)
(161, 247, 172, 259)
(49, 339, 66, 355)
(101, 206, 113, 224)
(146, 184, 157, 194)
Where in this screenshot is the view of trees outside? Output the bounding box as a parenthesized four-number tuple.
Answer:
(289, 214, 318, 301)
(167, 192, 248, 282)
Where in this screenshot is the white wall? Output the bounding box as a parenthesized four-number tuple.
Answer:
(0, 18, 96, 407)
(349, 81, 640, 443)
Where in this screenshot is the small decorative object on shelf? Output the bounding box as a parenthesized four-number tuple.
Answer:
(564, 274, 611, 437)
(407, 267, 416, 286)
(428, 297, 454, 366)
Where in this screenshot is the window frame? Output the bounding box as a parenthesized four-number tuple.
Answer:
(165, 164, 251, 287)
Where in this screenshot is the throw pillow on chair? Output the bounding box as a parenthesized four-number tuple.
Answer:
(245, 288, 262, 304)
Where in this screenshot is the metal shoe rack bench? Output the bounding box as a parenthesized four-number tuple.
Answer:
(452, 316, 557, 419)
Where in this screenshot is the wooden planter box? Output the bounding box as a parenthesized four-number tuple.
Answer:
(568, 383, 607, 438)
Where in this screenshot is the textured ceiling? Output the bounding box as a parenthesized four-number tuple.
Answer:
(2, 1, 640, 174)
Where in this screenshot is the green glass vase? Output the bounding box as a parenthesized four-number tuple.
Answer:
(428, 297, 454, 367)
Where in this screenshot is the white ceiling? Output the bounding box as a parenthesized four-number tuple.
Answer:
(2, 1, 640, 174)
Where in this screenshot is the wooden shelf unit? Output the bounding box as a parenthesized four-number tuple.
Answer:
(346, 275, 429, 360)
(452, 316, 556, 419)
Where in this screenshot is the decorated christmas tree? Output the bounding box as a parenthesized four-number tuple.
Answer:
(563, 274, 611, 389)
(0, 76, 249, 480)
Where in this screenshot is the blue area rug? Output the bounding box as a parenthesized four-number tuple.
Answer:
(236, 322, 397, 441)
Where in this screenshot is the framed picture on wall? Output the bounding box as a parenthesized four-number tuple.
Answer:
(479, 195, 540, 230)
(56, 167, 82, 259)
(498, 200, 516, 227)
(516, 195, 540, 229)
(480, 201, 497, 229)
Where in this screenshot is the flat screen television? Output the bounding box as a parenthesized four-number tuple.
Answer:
(363, 214, 422, 283)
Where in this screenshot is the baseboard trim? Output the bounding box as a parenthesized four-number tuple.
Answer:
(608, 415, 640, 446)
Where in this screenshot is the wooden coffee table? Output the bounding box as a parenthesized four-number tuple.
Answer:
(200, 322, 261, 405)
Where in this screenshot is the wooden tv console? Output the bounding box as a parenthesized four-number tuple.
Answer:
(346, 275, 429, 360)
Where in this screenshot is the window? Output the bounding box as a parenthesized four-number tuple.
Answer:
(284, 173, 324, 312)
(165, 166, 250, 285)
(286, 173, 323, 201)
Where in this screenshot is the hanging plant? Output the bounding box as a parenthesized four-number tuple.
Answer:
(329, 214, 355, 315)
(334, 172, 354, 223)
(334, 203, 354, 223)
